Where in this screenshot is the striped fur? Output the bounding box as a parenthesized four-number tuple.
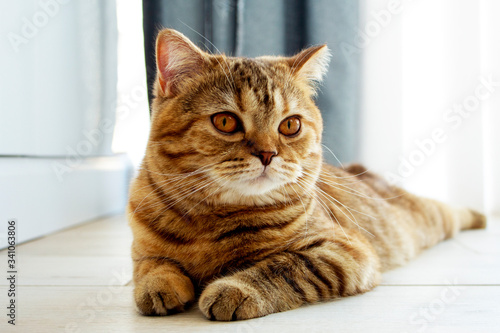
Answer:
(128, 29, 486, 320)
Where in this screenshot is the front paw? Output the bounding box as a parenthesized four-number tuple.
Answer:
(199, 279, 268, 321)
(134, 271, 195, 316)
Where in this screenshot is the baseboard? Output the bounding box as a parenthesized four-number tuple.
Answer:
(0, 154, 133, 248)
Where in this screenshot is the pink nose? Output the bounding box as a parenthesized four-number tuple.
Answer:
(253, 151, 277, 166)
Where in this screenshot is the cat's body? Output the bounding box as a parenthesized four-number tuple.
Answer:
(128, 29, 486, 320)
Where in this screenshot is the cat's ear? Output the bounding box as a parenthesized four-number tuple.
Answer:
(155, 29, 209, 98)
(287, 45, 331, 92)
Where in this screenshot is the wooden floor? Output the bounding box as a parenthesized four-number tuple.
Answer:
(1, 214, 499, 332)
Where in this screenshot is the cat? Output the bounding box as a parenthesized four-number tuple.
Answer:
(127, 28, 486, 321)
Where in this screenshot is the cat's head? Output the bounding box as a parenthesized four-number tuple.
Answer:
(146, 29, 330, 205)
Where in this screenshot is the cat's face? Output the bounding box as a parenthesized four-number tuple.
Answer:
(146, 29, 330, 204)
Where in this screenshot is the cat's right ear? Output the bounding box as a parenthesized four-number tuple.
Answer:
(155, 29, 209, 98)
(286, 45, 331, 95)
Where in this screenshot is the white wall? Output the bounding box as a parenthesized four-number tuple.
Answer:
(0, 0, 131, 248)
(359, 0, 404, 178)
(481, 0, 500, 215)
(359, 0, 499, 214)
(0, 0, 117, 156)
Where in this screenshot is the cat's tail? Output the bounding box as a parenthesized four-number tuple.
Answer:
(423, 198, 487, 240)
(458, 208, 487, 231)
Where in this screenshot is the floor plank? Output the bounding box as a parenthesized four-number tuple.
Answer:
(1, 285, 498, 333)
(14, 215, 133, 257)
(0, 256, 132, 286)
(0, 214, 498, 332)
(382, 231, 500, 286)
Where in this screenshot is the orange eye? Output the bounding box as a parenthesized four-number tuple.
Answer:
(279, 116, 301, 136)
(211, 113, 239, 133)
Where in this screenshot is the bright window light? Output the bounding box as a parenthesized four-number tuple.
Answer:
(112, 0, 150, 169)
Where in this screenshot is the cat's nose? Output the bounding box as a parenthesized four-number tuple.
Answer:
(252, 151, 277, 166)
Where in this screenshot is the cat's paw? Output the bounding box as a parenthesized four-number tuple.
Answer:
(199, 279, 268, 321)
(134, 271, 195, 316)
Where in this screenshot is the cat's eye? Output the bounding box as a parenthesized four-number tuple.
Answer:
(211, 112, 239, 134)
(279, 116, 301, 136)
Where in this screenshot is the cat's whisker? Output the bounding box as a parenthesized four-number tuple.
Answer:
(213, 163, 251, 170)
(156, 175, 215, 205)
(218, 167, 262, 177)
(303, 174, 371, 223)
(139, 164, 218, 196)
(287, 183, 309, 233)
(284, 46, 319, 90)
(138, 162, 219, 178)
(281, 182, 312, 247)
(130, 176, 191, 215)
(162, 176, 220, 209)
(178, 19, 237, 93)
(314, 187, 376, 238)
(297, 167, 404, 202)
(140, 170, 221, 202)
(316, 174, 367, 186)
(301, 160, 372, 179)
(319, 177, 406, 201)
(321, 144, 344, 169)
(148, 176, 222, 225)
(136, 176, 215, 215)
(139, 167, 219, 207)
(181, 176, 233, 219)
(321, 195, 378, 221)
(278, 185, 292, 207)
(130, 165, 217, 217)
(313, 191, 355, 245)
(296, 179, 351, 244)
(307, 190, 354, 245)
(129, 177, 176, 198)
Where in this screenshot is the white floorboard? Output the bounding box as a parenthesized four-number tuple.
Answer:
(0, 214, 498, 332)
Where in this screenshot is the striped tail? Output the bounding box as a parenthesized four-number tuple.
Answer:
(459, 208, 487, 230)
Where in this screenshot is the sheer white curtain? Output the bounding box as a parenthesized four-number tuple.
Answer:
(358, 0, 499, 216)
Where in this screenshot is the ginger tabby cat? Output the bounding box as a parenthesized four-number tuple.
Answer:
(128, 29, 486, 321)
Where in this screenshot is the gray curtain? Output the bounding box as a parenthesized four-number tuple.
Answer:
(143, 0, 359, 164)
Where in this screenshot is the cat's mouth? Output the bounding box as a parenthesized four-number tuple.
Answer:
(253, 171, 271, 182)
(227, 167, 280, 195)
(215, 163, 290, 197)
(244, 167, 270, 183)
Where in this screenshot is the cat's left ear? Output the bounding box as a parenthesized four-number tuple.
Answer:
(286, 45, 331, 92)
(155, 29, 210, 98)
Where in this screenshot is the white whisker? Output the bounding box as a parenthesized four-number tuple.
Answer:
(321, 144, 344, 169)
(178, 19, 237, 93)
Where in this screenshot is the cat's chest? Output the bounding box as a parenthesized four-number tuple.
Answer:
(156, 203, 314, 281)
(165, 229, 284, 282)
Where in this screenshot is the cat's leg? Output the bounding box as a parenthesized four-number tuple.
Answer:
(199, 236, 381, 321)
(133, 257, 195, 315)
